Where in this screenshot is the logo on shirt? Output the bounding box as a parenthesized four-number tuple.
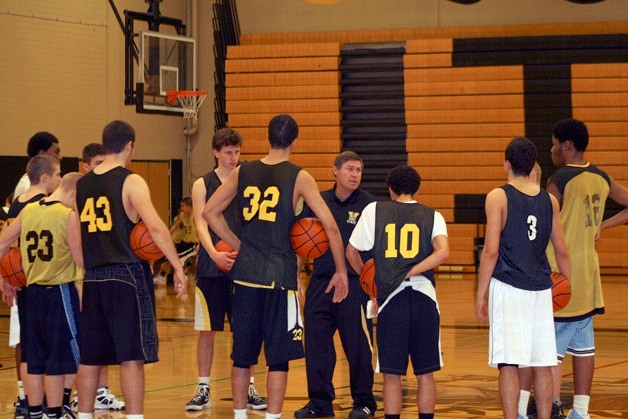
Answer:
(347, 211, 359, 224)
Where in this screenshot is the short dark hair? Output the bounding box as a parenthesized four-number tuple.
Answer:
(553, 118, 589, 152)
(268, 114, 298, 149)
(27, 132, 59, 158)
(334, 151, 363, 169)
(212, 128, 243, 151)
(387, 165, 421, 196)
(82, 143, 105, 164)
(26, 155, 59, 184)
(181, 197, 192, 207)
(505, 136, 537, 176)
(102, 120, 135, 154)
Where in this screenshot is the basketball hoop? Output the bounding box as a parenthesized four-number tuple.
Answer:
(167, 90, 207, 120)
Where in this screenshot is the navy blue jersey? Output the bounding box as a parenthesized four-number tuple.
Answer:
(76, 167, 141, 269)
(493, 184, 553, 291)
(230, 160, 301, 290)
(302, 186, 375, 280)
(373, 201, 436, 303)
(196, 170, 241, 279)
(7, 194, 46, 219)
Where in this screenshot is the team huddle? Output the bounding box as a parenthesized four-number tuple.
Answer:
(0, 115, 626, 419)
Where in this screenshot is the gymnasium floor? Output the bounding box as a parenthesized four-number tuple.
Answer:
(0, 274, 625, 418)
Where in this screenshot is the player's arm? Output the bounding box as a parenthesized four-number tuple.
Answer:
(346, 202, 375, 274)
(546, 180, 562, 207)
(405, 234, 449, 279)
(203, 167, 241, 251)
(549, 194, 571, 279)
(125, 174, 187, 297)
(597, 208, 628, 241)
(475, 188, 506, 323)
(192, 177, 236, 272)
(296, 170, 348, 303)
(66, 209, 83, 269)
(0, 213, 24, 299)
(169, 216, 182, 234)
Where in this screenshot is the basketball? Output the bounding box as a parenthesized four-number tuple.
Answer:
(214, 240, 236, 272)
(289, 217, 329, 259)
(359, 258, 377, 298)
(550, 271, 571, 312)
(130, 221, 164, 261)
(0, 247, 27, 288)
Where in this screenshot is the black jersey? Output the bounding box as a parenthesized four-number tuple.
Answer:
(76, 166, 141, 269)
(373, 201, 436, 303)
(196, 170, 242, 278)
(302, 186, 375, 280)
(7, 194, 46, 219)
(493, 184, 553, 291)
(230, 160, 301, 290)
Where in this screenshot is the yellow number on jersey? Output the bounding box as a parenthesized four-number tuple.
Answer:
(384, 223, 420, 259)
(80, 196, 113, 232)
(242, 186, 279, 222)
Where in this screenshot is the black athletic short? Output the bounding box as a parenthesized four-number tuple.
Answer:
(26, 283, 80, 375)
(230, 283, 304, 367)
(194, 275, 232, 332)
(80, 262, 158, 365)
(377, 287, 442, 376)
(17, 289, 28, 362)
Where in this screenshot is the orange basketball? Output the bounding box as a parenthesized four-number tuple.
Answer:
(550, 271, 571, 312)
(214, 240, 236, 272)
(0, 247, 27, 288)
(359, 258, 377, 298)
(130, 221, 164, 261)
(290, 218, 329, 260)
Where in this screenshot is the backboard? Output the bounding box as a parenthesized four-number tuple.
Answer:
(136, 31, 196, 115)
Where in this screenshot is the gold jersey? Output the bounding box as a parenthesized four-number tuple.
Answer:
(20, 200, 83, 286)
(171, 213, 198, 243)
(546, 163, 610, 319)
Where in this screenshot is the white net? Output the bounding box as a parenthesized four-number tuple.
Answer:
(176, 91, 207, 120)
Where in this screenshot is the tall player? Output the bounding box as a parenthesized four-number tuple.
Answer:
(185, 128, 266, 412)
(476, 137, 571, 419)
(347, 165, 449, 419)
(75, 120, 187, 419)
(295, 151, 377, 419)
(545, 119, 628, 419)
(0, 172, 83, 419)
(14, 132, 61, 198)
(3, 155, 61, 419)
(204, 114, 348, 419)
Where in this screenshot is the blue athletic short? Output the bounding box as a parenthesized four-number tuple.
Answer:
(555, 316, 595, 361)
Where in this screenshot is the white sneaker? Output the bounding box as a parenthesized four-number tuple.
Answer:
(94, 387, 125, 410)
(566, 410, 589, 419)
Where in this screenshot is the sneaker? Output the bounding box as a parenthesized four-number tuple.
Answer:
(349, 406, 374, 419)
(14, 397, 29, 419)
(185, 384, 210, 411)
(294, 403, 334, 418)
(70, 391, 78, 413)
(61, 408, 76, 419)
(527, 397, 565, 419)
(94, 387, 125, 410)
(566, 410, 589, 419)
(247, 384, 267, 410)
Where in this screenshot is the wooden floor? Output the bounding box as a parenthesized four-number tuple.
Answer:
(0, 274, 626, 418)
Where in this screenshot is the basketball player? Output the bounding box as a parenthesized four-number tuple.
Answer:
(2, 155, 62, 419)
(75, 120, 187, 419)
(0, 172, 83, 419)
(545, 119, 628, 419)
(295, 151, 377, 419)
(347, 165, 448, 419)
(69, 143, 125, 413)
(185, 128, 266, 412)
(475, 137, 571, 419)
(14, 132, 62, 198)
(203, 114, 348, 419)
(596, 208, 627, 240)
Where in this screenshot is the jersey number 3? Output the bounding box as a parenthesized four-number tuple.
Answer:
(527, 215, 537, 241)
(242, 186, 279, 222)
(80, 197, 113, 232)
(25, 230, 54, 262)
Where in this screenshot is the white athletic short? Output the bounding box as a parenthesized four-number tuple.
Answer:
(9, 304, 20, 348)
(488, 278, 557, 368)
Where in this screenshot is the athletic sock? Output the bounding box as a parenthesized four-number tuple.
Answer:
(234, 408, 247, 418)
(17, 380, 26, 400)
(63, 388, 72, 407)
(384, 415, 400, 419)
(419, 414, 434, 419)
(199, 376, 210, 386)
(47, 406, 63, 418)
(518, 389, 531, 416)
(250, 376, 255, 385)
(573, 394, 590, 417)
(78, 413, 94, 419)
(266, 413, 281, 419)
(29, 404, 44, 419)
(126, 415, 144, 419)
